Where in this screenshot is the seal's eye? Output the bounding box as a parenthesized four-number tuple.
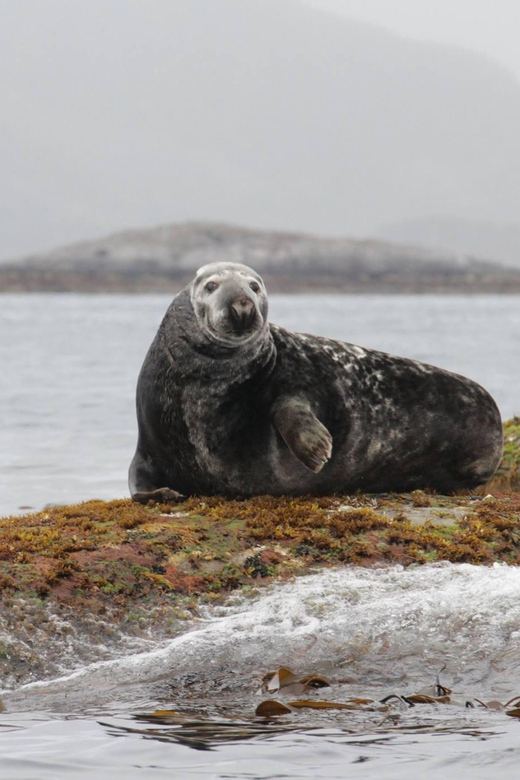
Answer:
(249, 281, 260, 293)
(205, 281, 219, 293)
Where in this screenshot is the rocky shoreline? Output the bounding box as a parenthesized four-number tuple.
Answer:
(0, 418, 518, 688)
(4, 269, 520, 294)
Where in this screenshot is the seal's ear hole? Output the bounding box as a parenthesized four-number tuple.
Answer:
(205, 281, 219, 293)
(249, 282, 260, 293)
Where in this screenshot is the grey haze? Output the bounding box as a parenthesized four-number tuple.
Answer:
(2, 0, 520, 262)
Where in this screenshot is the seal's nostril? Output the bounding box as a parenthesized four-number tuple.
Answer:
(232, 297, 253, 313)
(229, 297, 256, 331)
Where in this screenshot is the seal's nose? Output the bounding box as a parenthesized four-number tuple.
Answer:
(229, 296, 255, 332)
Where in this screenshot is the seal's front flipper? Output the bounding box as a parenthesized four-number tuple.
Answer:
(129, 449, 185, 504)
(271, 397, 333, 473)
(132, 487, 185, 504)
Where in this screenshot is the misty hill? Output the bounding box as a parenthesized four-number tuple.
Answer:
(2, 221, 520, 293)
(2, 0, 520, 260)
(378, 218, 520, 269)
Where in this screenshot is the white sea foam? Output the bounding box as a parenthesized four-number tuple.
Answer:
(4, 563, 520, 711)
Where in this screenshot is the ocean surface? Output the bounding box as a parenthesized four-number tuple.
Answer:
(1, 293, 520, 778)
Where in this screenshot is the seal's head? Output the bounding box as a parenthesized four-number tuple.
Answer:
(190, 262, 268, 347)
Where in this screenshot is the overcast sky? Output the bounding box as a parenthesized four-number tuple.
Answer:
(2, 0, 519, 260)
(303, 0, 520, 81)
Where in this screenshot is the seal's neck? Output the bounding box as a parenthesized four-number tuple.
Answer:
(161, 289, 275, 386)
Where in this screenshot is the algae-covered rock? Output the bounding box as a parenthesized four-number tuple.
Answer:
(0, 418, 518, 605)
(0, 492, 519, 606)
(0, 419, 518, 686)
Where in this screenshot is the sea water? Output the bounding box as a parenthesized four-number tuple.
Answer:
(0, 294, 519, 778)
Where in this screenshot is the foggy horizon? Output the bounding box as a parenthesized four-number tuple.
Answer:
(2, 0, 520, 264)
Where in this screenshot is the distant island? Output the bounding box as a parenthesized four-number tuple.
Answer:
(1, 221, 520, 294)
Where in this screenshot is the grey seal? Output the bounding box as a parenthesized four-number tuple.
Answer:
(129, 262, 503, 501)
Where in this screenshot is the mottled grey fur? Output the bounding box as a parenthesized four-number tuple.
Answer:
(129, 262, 503, 501)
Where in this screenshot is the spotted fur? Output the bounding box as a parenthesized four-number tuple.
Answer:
(129, 263, 503, 500)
